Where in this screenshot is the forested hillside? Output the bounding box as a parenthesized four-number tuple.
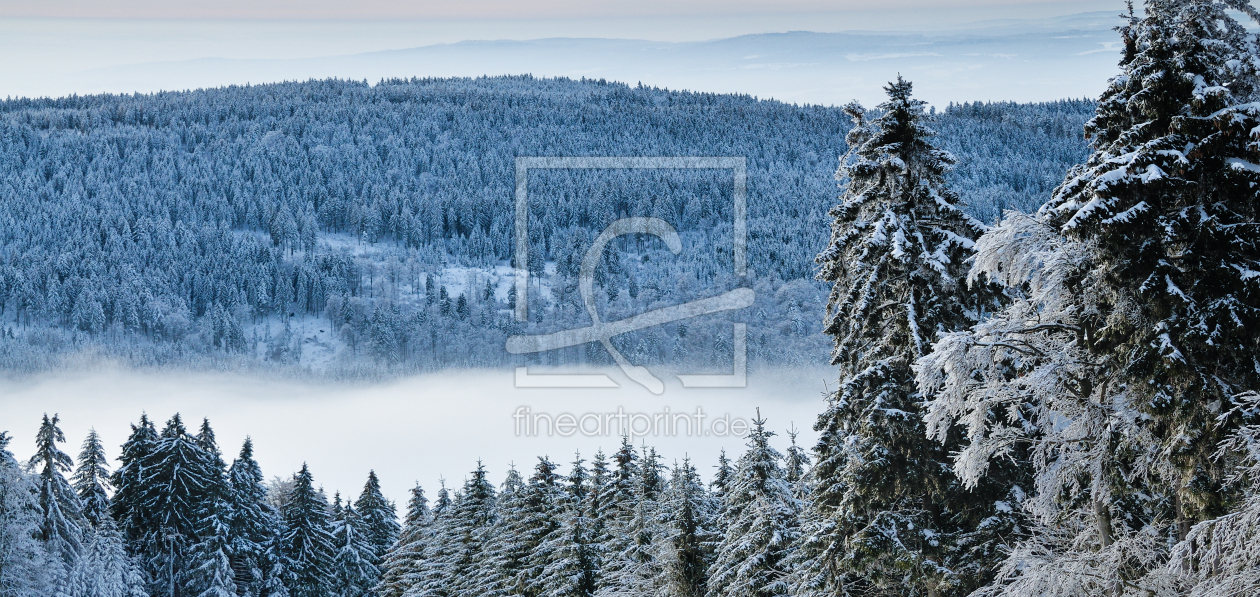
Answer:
(0, 77, 1092, 376)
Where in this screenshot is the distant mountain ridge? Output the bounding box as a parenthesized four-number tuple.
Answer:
(69, 12, 1124, 106)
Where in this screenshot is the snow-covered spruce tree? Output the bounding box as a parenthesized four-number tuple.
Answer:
(480, 467, 530, 597)
(533, 495, 599, 597)
(783, 428, 810, 492)
(584, 451, 610, 587)
(195, 419, 231, 511)
(587, 451, 610, 525)
(638, 448, 665, 502)
(258, 529, 292, 597)
(656, 459, 719, 597)
(226, 439, 287, 597)
(376, 484, 430, 597)
(401, 483, 451, 597)
(801, 77, 1020, 597)
(707, 416, 799, 597)
(188, 499, 238, 597)
(605, 439, 639, 528)
(331, 499, 379, 597)
(142, 414, 225, 597)
(917, 2, 1260, 594)
(29, 413, 85, 567)
(594, 459, 664, 597)
(354, 470, 400, 579)
(65, 519, 149, 597)
(111, 414, 158, 551)
(490, 458, 562, 597)
(409, 464, 497, 597)
(283, 464, 336, 597)
(532, 454, 599, 597)
(190, 419, 236, 597)
(709, 451, 732, 500)
(916, 209, 1152, 597)
(566, 454, 589, 507)
(72, 428, 112, 528)
(592, 439, 643, 595)
(443, 464, 497, 597)
(1047, 0, 1260, 536)
(1163, 391, 1260, 596)
(0, 431, 59, 597)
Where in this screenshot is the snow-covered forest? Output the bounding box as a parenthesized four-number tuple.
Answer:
(4, 0, 1260, 596)
(0, 74, 1091, 377)
(4, 409, 806, 597)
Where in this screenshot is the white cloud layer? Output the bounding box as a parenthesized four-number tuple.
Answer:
(0, 367, 830, 507)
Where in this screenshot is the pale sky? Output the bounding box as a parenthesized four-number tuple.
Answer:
(0, 0, 1119, 102)
(2, 0, 1102, 20)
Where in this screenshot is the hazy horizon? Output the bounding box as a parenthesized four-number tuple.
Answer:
(0, 365, 832, 508)
(0, 6, 1124, 106)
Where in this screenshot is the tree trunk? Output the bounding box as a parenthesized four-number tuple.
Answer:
(1095, 494, 1113, 548)
(1175, 490, 1192, 543)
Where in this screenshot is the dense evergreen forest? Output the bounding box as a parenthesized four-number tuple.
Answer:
(5, 1, 1260, 597)
(0, 76, 1092, 376)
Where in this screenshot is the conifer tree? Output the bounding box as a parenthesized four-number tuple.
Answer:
(803, 77, 1018, 597)
(582, 451, 611, 592)
(0, 431, 59, 597)
(638, 448, 665, 502)
(376, 484, 429, 597)
(708, 416, 798, 597)
(565, 453, 588, 505)
(606, 439, 639, 524)
(597, 452, 665, 597)
(404, 482, 452, 597)
(143, 414, 224, 597)
(226, 439, 286, 597)
(595, 438, 640, 593)
(66, 519, 149, 597)
(916, 1, 1260, 593)
(72, 428, 112, 528)
(331, 501, 378, 597)
(1047, 0, 1260, 535)
(354, 470, 400, 574)
(188, 504, 237, 597)
(190, 419, 235, 597)
(283, 464, 335, 597)
(709, 451, 732, 499)
(481, 468, 529, 597)
(112, 414, 158, 549)
(534, 503, 598, 597)
(195, 419, 230, 509)
(1164, 391, 1260, 594)
(444, 464, 497, 597)
(410, 466, 496, 597)
(587, 451, 610, 526)
(657, 459, 718, 597)
(259, 530, 292, 597)
(533, 455, 598, 597)
(30, 413, 85, 566)
(513, 459, 565, 597)
(783, 428, 809, 490)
